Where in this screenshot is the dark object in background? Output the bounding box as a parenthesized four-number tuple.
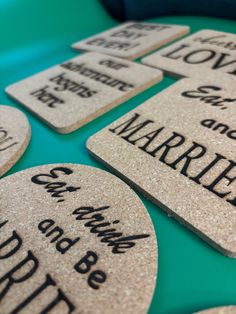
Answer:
(100, 0, 236, 20)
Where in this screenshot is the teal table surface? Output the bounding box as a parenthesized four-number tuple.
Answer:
(1, 1, 236, 313)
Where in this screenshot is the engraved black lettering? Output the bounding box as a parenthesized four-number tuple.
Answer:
(228, 195, 236, 206)
(61, 62, 134, 91)
(127, 23, 170, 32)
(0, 127, 18, 151)
(182, 85, 221, 99)
(109, 113, 154, 143)
(99, 59, 129, 70)
(56, 236, 80, 255)
(211, 52, 236, 71)
(72, 206, 109, 220)
(40, 288, 75, 314)
(0, 250, 39, 301)
(111, 30, 146, 40)
(162, 44, 189, 59)
(38, 219, 80, 254)
(87, 270, 107, 290)
(10, 274, 56, 314)
(49, 73, 97, 98)
(31, 167, 73, 185)
(193, 35, 236, 51)
(200, 120, 236, 141)
(46, 226, 64, 243)
(74, 251, 98, 274)
(109, 234, 150, 254)
(201, 119, 216, 128)
(0, 229, 22, 259)
(213, 123, 229, 134)
(0, 220, 8, 229)
(168, 142, 207, 176)
(30, 86, 64, 108)
(190, 153, 226, 184)
(31, 167, 80, 202)
(72, 206, 150, 254)
(148, 132, 185, 161)
(131, 128, 165, 152)
(38, 219, 55, 234)
(110, 113, 236, 205)
(183, 49, 216, 64)
(182, 85, 236, 110)
(228, 130, 236, 140)
(203, 160, 236, 204)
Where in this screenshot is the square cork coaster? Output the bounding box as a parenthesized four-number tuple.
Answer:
(6, 52, 162, 134)
(87, 77, 236, 257)
(142, 29, 236, 80)
(72, 22, 189, 60)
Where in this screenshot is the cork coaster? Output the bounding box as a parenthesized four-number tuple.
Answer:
(0, 105, 30, 177)
(142, 30, 236, 80)
(72, 22, 189, 60)
(0, 163, 157, 314)
(87, 78, 236, 257)
(6, 52, 162, 134)
(195, 306, 236, 314)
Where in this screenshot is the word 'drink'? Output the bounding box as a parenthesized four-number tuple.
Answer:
(72, 22, 189, 60)
(6, 52, 162, 134)
(87, 78, 236, 257)
(142, 29, 236, 80)
(0, 164, 157, 314)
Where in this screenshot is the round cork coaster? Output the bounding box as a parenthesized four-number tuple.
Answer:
(0, 164, 157, 314)
(195, 306, 236, 314)
(0, 105, 31, 177)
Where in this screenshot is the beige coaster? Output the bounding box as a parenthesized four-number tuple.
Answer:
(72, 22, 189, 60)
(87, 78, 236, 257)
(142, 30, 236, 80)
(0, 105, 30, 177)
(195, 306, 236, 314)
(6, 52, 162, 134)
(0, 163, 157, 314)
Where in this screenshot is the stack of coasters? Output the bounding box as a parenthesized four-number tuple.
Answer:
(142, 30, 236, 80)
(6, 52, 162, 134)
(87, 78, 236, 257)
(0, 164, 157, 314)
(0, 105, 31, 177)
(72, 22, 189, 60)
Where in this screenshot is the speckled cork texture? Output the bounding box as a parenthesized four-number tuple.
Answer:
(72, 22, 189, 60)
(0, 163, 157, 314)
(195, 306, 236, 314)
(0, 105, 30, 177)
(6, 52, 162, 134)
(87, 78, 236, 257)
(142, 30, 236, 81)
